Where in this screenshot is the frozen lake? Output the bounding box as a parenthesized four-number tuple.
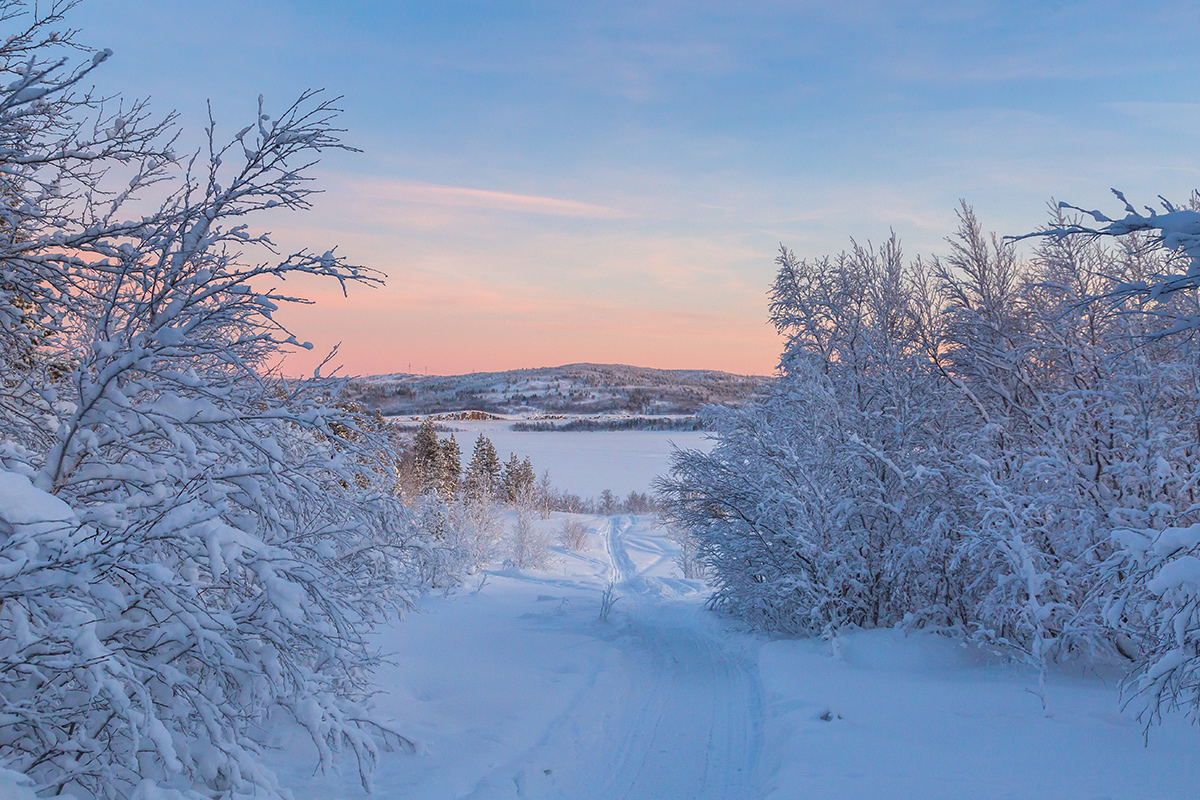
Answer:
(399, 419, 716, 498)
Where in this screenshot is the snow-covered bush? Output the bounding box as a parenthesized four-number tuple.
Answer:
(660, 198, 1200, 709)
(558, 518, 589, 551)
(1104, 524, 1200, 728)
(665, 525, 704, 580)
(444, 499, 506, 571)
(939, 205, 1197, 667)
(506, 506, 554, 570)
(0, 3, 443, 796)
(661, 235, 971, 635)
(1031, 191, 1200, 726)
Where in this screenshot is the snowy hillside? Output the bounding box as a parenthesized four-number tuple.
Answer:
(343, 363, 770, 415)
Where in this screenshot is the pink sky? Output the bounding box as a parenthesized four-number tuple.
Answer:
(273, 287, 783, 377)
(74, 0, 1200, 380)
(266, 174, 784, 378)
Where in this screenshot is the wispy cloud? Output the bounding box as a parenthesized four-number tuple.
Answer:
(335, 176, 630, 219)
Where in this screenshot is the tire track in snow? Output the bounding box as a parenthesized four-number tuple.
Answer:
(462, 515, 762, 800)
(594, 515, 762, 800)
(603, 515, 638, 586)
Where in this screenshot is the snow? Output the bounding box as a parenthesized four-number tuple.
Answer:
(759, 631, 1195, 800)
(430, 420, 715, 497)
(0, 470, 77, 535)
(351, 364, 768, 418)
(0, 768, 40, 800)
(262, 511, 1199, 799)
(1148, 555, 1200, 595)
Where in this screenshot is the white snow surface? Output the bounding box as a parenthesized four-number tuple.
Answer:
(267, 513, 1198, 800)
(0, 469, 77, 535)
(427, 420, 715, 497)
(0, 768, 39, 800)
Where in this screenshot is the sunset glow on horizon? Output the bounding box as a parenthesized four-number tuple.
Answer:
(72, 1, 1196, 378)
(262, 172, 786, 377)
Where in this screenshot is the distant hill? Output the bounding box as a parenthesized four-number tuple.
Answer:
(344, 363, 772, 416)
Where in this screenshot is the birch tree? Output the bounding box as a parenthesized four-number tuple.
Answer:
(0, 3, 442, 797)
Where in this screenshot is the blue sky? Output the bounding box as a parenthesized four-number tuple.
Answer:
(71, 1, 1200, 375)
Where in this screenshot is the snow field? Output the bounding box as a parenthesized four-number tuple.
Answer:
(274, 513, 759, 799)
(759, 631, 1198, 800)
(270, 511, 1198, 799)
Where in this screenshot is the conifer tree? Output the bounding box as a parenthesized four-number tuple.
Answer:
(413, 418, 444, 496)
(464, 434, 500, 500)
(500, 453, 537, 502)
(521, 456, 536, 488)
(501, 452, 522, 501)
(440, 434, 462, 498)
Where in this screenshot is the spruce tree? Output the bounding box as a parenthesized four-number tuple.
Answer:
(501, 453, 537, 502)
(501, 452, 523, 501)
(440, 434, 462, 498)
(465, 434, 500, 500)
(413, 418, 444, 496)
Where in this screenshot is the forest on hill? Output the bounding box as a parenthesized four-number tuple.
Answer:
(345, 363, 770, 416)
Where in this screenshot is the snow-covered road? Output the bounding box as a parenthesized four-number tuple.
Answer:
(453, 516, 764, 800)
(279, 514, 763, 800)
(585, 516, 762, 799)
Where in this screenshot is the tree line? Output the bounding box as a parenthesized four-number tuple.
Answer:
(408, 419, 536, 503)
(660, 198, 1200, 728)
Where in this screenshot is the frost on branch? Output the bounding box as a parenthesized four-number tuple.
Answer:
(1106, 524, 1200, 731)
(660, 202, 1200, 729)
(1032, 190, 1200, 335)
(0, 3, 446, 797)
(1028, 190, 1200, 729)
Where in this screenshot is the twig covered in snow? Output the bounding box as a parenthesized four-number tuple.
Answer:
(658, 199, 1200, 735)
(0, 4, 456, 797)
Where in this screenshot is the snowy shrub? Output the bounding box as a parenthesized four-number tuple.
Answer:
(1101, 525, 1200, 728)
(598, 581, 622, 622)
(662, 235, 971, 635)
(506, 506, 555, 570)
(558, 518, 589, 551)
(666, 526, 705, 580)
(0, 4, 441, 796)
(660, 197, 1200, 710)
(1032, 192, 1200, 726)
(445, 499, 506, 570)
(622, 490, 658, 514)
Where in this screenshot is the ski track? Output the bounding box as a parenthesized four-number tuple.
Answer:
(464, 515, 763, 800)
(597, 516, 762, 800)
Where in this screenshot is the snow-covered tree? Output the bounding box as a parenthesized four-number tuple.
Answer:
(0, 4, 443, 797)
(500, 453, 535, 503)
(464, 434, 500, 501)
(413, 418, 445, 496)
(440, 433, 462, 498)
(506, 501, 553, 570)
(663, 234, 970, 634)
(444, 496, 504, 570)
(660, 197, 1200, 705)
(1030, 191, 1200, 727)
(535, 469, 554, 519)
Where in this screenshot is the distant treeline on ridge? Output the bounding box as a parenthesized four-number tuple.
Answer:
(511, 416, 706, 432)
